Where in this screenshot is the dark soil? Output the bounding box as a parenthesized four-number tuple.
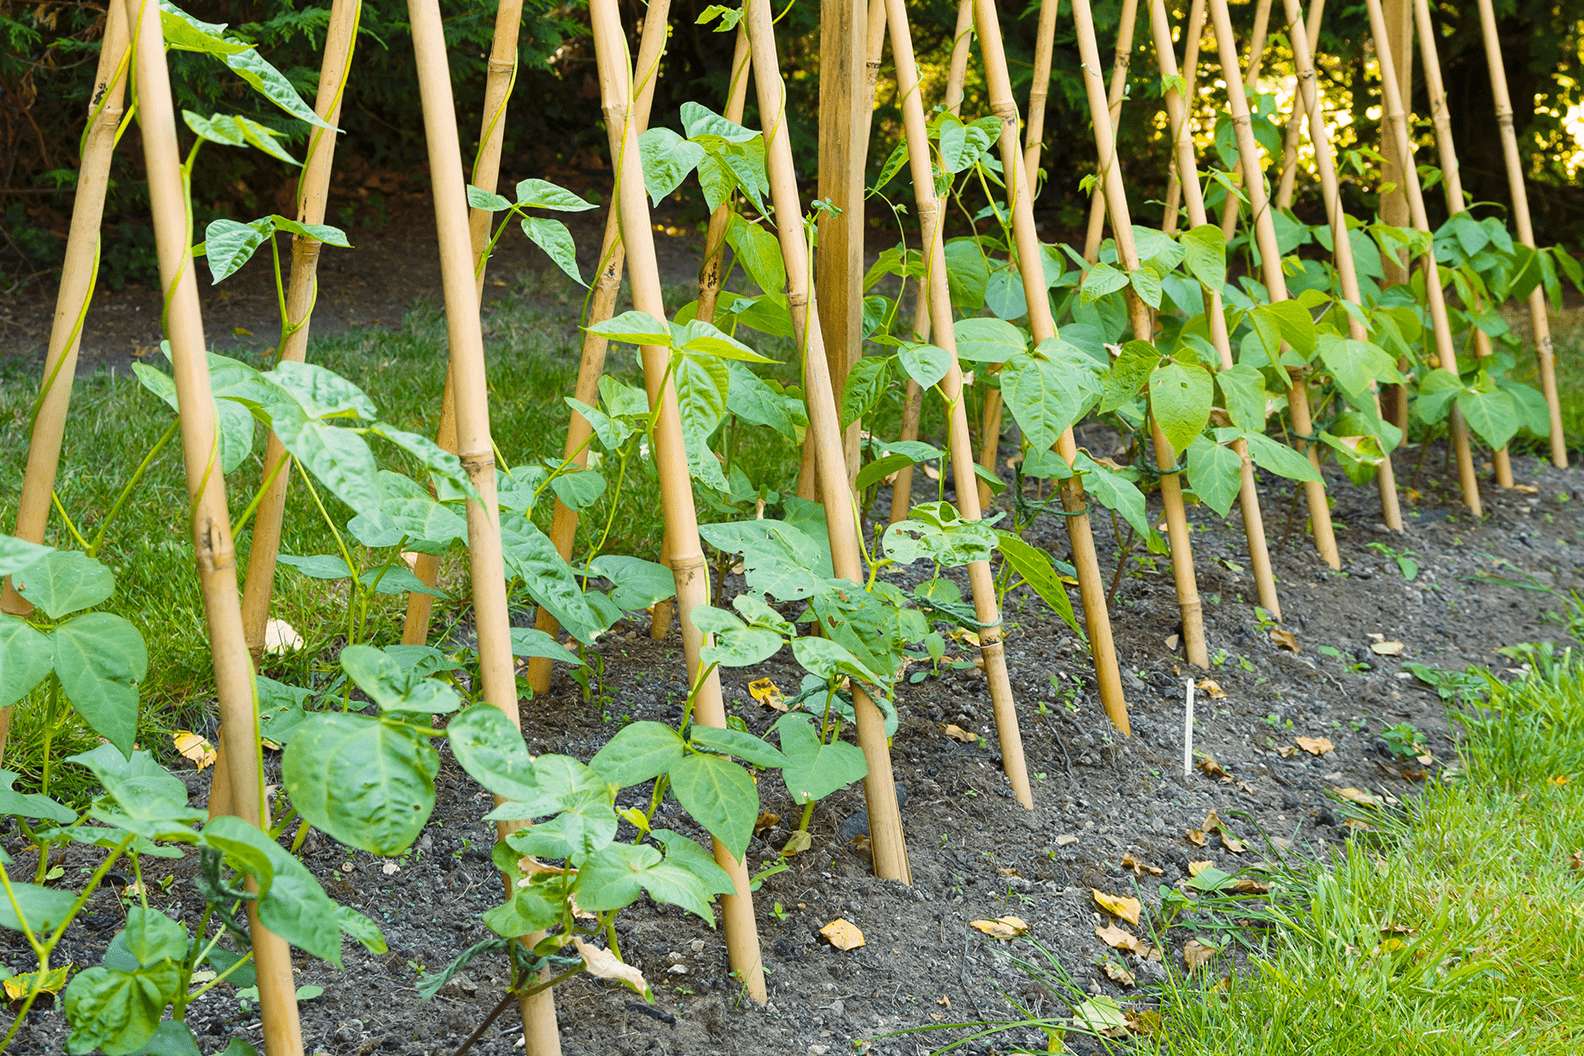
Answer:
(7, 436, 1582, 1055)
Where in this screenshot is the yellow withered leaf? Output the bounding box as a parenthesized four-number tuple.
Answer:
(1269, 627, 1300, 653)
(1335, 786, 1385, 808)
(1369, 639, 1405, 657)
(3, 965, 69, 1001)
(1095, 922, 1152, 957)
(1121, 853, 1163, 877)
(748, 677, 786, 711)
(172, 730, 216, 770)
(819, 918, 865, 951)
(1183, 939, 1216, 970)
(1195, 678, 1226, 700)
(781, 830, 812, 857)
(1091, 889, 1141, 926)
(1185, 827, 1208, 847)
(1295, 735, 1334, 756)
(970, 915, 1030, 940)
(1187, 859, 1215, 877)
(942, 723, 978, 744)
(574, 939, 647, 995)
(1196, 754, 1229, 780)
(1101, 958, 1136, 986)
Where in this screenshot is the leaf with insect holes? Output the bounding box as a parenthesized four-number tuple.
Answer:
(1149, 361, 1214, 457)
(1091, 889, 1141, 926)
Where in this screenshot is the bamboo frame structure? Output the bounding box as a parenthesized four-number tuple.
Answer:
(406, 0, 565, 1046)
(120, 1, 306, 1052)
(1476, 0, 1568, 469)
(1160, 0, 1205, 236)
(1072, 0, 1207, 668)
(1379, 0, 1414, 430)
(525, 0, 673, 687)
(1206, 0, 1341, 570)
(0, 1, 130, 761)
(588, 0, 774, 993)
(1216, 0, 1275, 239)
(883, 0, 1035, 807)
(1023, 0, 1062, 182)
(1145, 0, 1283, 619)
(1273, 0, 1325, 212)
(1278, 0, 1404, 532)
(402, 0, 525, 646)
(743, 0, 917, 870)
(970, 0, 1130, 733)
(1080, 0, 1140, 262)
(1410, 0, 1512, 488)
(1362, 0, 1481, 516)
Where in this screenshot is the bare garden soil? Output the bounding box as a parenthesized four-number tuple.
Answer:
(8, 436, 1581, 1055)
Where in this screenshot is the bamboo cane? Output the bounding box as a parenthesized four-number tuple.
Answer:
(119, 2, 305, 1053)
(407, 1, 566, 1046)
(1072, 0, 1207, 668)
(1273, 0, 1325, 212)
(884, 0, 1034, 807)
(589, 0, 774, 987)
(971, 0, 1130, 733)
(1280, 0, 1403, 531)
(1362, 0, 1481, 516)
(1379, 0, 1414, 431)
(891, 0, 976, 523)
(1145, 0, 1282, 619)
(0, 2, 130, 761)
(525, 0, 672, 683)
(1413, 0, 1513, 488)
(744, 0, 917, 869)
(1475, 0, 1567, 469)
(1216, 0, 1274, 238)
(1080, 0, 1140, 262)
(402, 0, 525, 646)
(1205, 0, 1341, 569)
(1160, 0, 1205, 235)
(1023, 0, 1062, 181)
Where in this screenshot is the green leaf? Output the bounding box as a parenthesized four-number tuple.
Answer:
(1100, 340, 1157, 413)
(67, 744, 201, 837)
(898, 342, 951, 390)
(699, 519, 827, 601)
(1241, 431, 1322, 482)
(839, 355, 892, 428)
(199, 816, 353, 966)
(587, 555, 675, 612)
(776, 715, 868, 805)
(639, 127, 706, 205)
(182, 111, 297, 164)
(499, 518, 606, 645)
(521, 216, 584, 286)
(571, 842, 658, 914)
(508, 627, 582, 665)
(589, 721, 685, 787)
(1216, 364, 1268, 430)
(953, 317, 1026, 364)
(514, 178, 595, 212)
(1081, 261, 1129, 302)
(688, 726, 786, 768)
(994, 531, 1081, 636)
(202, 217, 272, 284)
(790, 635, 890, 689)
(944, 237, 989, 312)
(884, 501, 998, 567)
(0, 768, 75, 823)
(54, 613, 147, 755)
(466, 185, 512, 212)
(1186, 436, 1244, 517)
(549, 468, 605, 511)
(263, 399, 384, 521)
(1413, 368, 1463, 425)
(63, 962, 179, 1056)
(0, 617, 53, 710)
(1001, 341, 1102, 452)
(482, 884, 560, 939)
(445, 705, 538, 802)
(694, 606, 784, 668)
(1181, 224, 1227, 291)
(1457, 388, 1519, 450)
(669, 753, 757, 860)
(586, 310, 672, 346)
(0, 534, 51, 578)
(1251, 300, 1317, 360)
(1148, 361, 1214, 458)
(725, 214, 786, 294)
(0, 881, 78, 934)
(281, 712, 439, 856)
(1317, 335, 1400, 398)
(112, 908, 189, 969)
(672, 319, 775, 363)
(13, 549, 114, 619)
(339, 645, 461, 715)
(220, 46, 332, 129)
(1074, 454, 1150, 538)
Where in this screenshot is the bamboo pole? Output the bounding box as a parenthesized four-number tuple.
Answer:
(970, 0, 1130, 733)
(1215, 0, 1274, 239)
(1280, 0, 1403, 531)
(884, 0, 1034, 807)
(406, 1, 564, 1046)
(1072, 0, 1207, 668)
(1023, 0, 1062, 181)
(589, 0, 773, 987)
(1379, 0, 1414, 431)
(1475, 0, 1567, 468)
(1080, 0, 1140, 262)
(1273, 0, 1325, 211)
(402, 0, 525, 646)
(1363, 0, 1481, 516)
(0, 2, 130, 760)
(1205, 0, 1341, 569)
(891, 0, 975, 524)
(1413, 0, 1513, 487)
(744, 0, 917, 870)
(119, 2, 305, 1053)
(1160, 0, 1206, 235)
(525, 0, 672, 684)
(1145, 0, 1282, 619)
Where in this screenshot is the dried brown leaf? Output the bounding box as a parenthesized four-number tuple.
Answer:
(1091, 888, 1141, 926)
(1335, 786, 1385, 808)
(1101, 958, 1136, 986)
(1370, 639, 1405, 656)
(1195, 678, 1226, 700)
(970, 915, 1030, 940)
(1269, 627, 1300, 653)
(1183, 939, 1217, 970)
(942, 723, 979, 744)
(819, 918, 865, 951)
(1121, 853, 1163, 877)
(1295, 735, 1335, 756)
(574, 940, 648, 995)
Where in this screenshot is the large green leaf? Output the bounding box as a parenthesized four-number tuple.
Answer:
(54, 613, 147, 755)
(1186, 436, 1244, 518)
(588, 555, 676, 612)
(0, 881, 78, 934)
(953, 317, 1025, 364)
(1216, 364, 1268, 430)
(0, 768, 75, 823)
(521, 217, 583, 286)
(1180, 224, 1227, 291)
(500, 518, 606, 644)
(776, 715, 868, 805)
(725, 214, 786, 294)
(445, 705, 539, 802)
(13, 549, 114, 619)
(0, 534, 51, 578)
(668, 753, 757, 860)
(1000, 342, 1101, 452)
(339, 645, 460, 715)
(282, 712, 438, 856)
(994, 531, 1081, 636)
(1240, 430, 1322, 482)
(694, 606, 784, 668)
(62, 962, 180, 1056)
(1148, 361, 1214, 458)
(589, 721, 685, 788)
(639, 127, 705, 205)
(1457, 388, 1519, 450)
(0, 617, 53, 710)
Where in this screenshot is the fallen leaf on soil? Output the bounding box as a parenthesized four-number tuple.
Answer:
(263, 617, 304, 656)
(755, 811, 781, 834)
(1370, 639, 1405, 656)
(1296, 735, 1334, 756)
(781, 830, 812, 857)
(1185, 827, 1208, 847)
(1165, 633, 1181, 651)
(970, 916, 1029, 940)
(1183, 939, 1217, 970)
(819, 919, 865, 951)
(381, 861, 400, 876)
(1187, 860, 1215, 877)
(1344, 818, 1374, 830)
(1195, 678, 1226, 700)
(1231, 875, 1270, 894)
(1126, 1009, 1163, 1036)
(1269, 627, 1300, 653)
(1196, 754, 1229, 779)
(1101, 958, 1136, 986)
(1071, 995, 1129, 1036)
(575, 939, 648, 995)
(997, 866, 1021, 878)
(1121, 853, 1163, 877)
(942, 723, 978, 744)
(1091, 889, 1142, 926)
(1275, 743, 1297, 758)
(1220, 830, 1247, 854)
(1055, 834, 1080, 847)
(172, 730, 216, 770)
(937, 994, 951, 1007)
(748, 677, 786, 711)
(1095, 922, 1155, 958)
(1335, 786, 1385, 808)
(2, 965, 69, 1001)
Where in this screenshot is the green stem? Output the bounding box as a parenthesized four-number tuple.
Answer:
(89, 418, 179, 556)
(233, 449, 293, 536)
